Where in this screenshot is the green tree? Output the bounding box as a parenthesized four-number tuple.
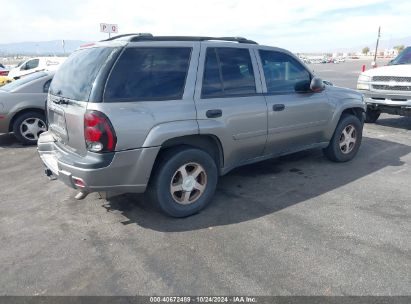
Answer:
(362, 47, 370, 55)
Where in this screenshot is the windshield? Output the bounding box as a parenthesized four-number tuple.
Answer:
(388, 47, 411, 65)
(49, 47, 119, 101)
(0, 71, 47, 92)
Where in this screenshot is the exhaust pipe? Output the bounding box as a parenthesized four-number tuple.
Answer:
(75, 192, 89, 200)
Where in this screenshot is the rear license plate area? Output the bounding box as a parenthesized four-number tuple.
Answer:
(49, 109, 68, 141)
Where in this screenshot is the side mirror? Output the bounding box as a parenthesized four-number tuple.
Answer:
(294, 80, 311, 93)
(310, 77, 325, 93)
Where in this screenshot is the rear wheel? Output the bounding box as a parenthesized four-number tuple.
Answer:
(323, 114, 363, 162)
(365, 109, 380, 123)
(12, 112, 47, 145)
(148, 147, 218, 217)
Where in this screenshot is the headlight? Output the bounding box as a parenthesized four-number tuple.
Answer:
(358, 74, 371, 82)
(357, 74, 371, 90)
(357, 83, 370, 90)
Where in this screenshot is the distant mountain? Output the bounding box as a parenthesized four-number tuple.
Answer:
(0, 40, 90, 56)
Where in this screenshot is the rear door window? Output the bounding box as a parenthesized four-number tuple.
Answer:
(202, 48, 223, 97)
(50, 47, 118, 101)
(201, 47, 256, 98)
(104, 47, 192, 102)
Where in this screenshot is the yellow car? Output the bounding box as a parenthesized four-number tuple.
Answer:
(0, 76, 12, 86)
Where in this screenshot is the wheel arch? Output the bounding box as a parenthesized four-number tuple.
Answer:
(159, 134, 224, 172)
(8, 107, 45, 132)
(341, 107, 365, 123)
(326, 104, 365, 140)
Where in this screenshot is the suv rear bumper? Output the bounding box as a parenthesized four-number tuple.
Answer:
(37, 131, 160, 193)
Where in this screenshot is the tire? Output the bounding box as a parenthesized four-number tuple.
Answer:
(148, 146, 218, 217)
(323, 114, 363, 162)
(12, 111, 47, 145)
(365, 109, 380, 123)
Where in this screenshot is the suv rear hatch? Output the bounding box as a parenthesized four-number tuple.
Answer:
(48, 46, 121, 156)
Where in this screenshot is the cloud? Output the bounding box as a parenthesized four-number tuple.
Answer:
(0, 0, 409, 52)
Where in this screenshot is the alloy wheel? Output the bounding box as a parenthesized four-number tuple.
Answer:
(170, 162, 207, 205)
(339, 124, 357, 154)
(19, 118, 47, 141)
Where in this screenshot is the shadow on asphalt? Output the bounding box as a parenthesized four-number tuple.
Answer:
(103, 136, 411, 232)
(375, 116, 411, 130)
(0, 133, 30, 148)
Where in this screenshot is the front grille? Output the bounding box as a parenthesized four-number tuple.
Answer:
(372, 84, 411, 91)
(372, 76, 411, 82)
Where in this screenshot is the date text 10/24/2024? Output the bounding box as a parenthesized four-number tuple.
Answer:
(149, 297, 257, 303)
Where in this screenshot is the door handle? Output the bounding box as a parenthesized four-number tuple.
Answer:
(273, 104, 285, 111)
(206, 109, 222, 118)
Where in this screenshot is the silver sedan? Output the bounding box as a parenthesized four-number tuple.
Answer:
(0, 71, 54, 144)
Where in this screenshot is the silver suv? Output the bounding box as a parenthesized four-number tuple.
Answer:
(38, 34, 365, 217)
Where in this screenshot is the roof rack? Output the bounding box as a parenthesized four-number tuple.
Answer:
(102, 34, 258, 44)
(131, 36, 258, 44)
(101, 33, 153, 42)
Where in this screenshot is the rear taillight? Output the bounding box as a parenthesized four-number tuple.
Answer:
(84, 110, 116, 152)
(0, 71, 8, 76)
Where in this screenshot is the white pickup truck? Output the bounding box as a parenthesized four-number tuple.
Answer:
(357, 46, 411, 123)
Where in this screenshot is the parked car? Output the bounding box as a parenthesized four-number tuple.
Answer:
(0, 76, 12, 86)
(0, 71, 53, 144)
(357, 46, 411, 122)
(7, 57, 65, 79)
(38, 34, 365, 217)
(0, 63, 9, 76)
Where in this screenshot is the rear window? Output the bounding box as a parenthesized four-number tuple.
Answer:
(104, 47, 192, 102)
(49, 47, 118, 101)
(0, 71, 47, 92)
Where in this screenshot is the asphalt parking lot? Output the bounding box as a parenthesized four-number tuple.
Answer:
(309, 59, 387, 89)
(1, 60, 410, 295)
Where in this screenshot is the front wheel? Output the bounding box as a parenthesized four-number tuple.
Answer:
(12, 111, 47, 145)
(323, 114, 363, 162)
(365, 109, 380, 123)
(148, 147, 218, 217)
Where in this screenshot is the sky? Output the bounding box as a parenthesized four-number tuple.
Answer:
(1, 0, 411, 52)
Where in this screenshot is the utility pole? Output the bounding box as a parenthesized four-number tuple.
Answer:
(373, 26, 381, 67)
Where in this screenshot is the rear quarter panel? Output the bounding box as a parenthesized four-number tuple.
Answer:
(0, 92, 47, 132)
(4, 75, 51, 125)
